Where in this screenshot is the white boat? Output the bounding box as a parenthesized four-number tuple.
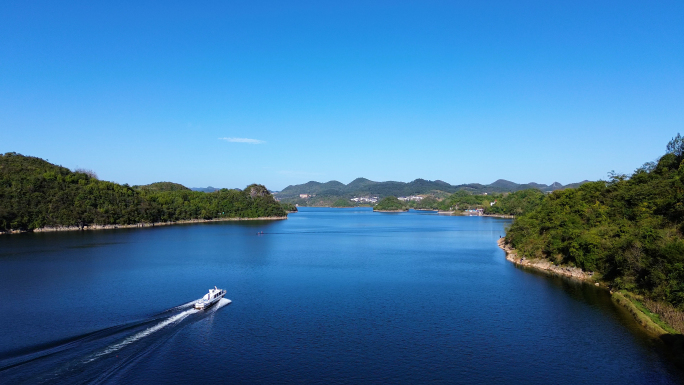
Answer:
(194, 286, 227, 310)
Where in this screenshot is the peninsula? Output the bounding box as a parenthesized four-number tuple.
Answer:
(0, 153, 288, 234)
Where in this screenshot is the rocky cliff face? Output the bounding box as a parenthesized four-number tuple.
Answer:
(247, 184, 270, 198)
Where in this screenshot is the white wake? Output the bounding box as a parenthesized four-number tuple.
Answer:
(83, 297, 231, 364)
(83, 308, 198, 363)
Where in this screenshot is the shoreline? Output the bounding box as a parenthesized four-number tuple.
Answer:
(1, 216, 287, 235)
(498, 238, 684, 367)
(497, 238, 596, 283)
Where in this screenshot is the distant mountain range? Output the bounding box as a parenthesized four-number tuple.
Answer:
(275, 178, 588, 201)
(190, 186, 223, 192)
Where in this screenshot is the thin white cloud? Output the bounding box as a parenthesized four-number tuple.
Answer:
(219, 137, 265, 144)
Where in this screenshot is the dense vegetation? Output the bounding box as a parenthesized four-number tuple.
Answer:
(413, 196, 441, 210)
(0, 153, 286, 232)
(403, 189, 543, 216)
(373, 196, 407, 211)
(486, 189, 546, 216)
(506, 135, 684, 309)
(441, 191, 493, 211)
(279, 202, 298, 212)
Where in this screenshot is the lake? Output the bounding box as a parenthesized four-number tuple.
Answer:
(0, 207, 681, 384)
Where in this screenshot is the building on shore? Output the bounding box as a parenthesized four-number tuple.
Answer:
(350, 196, 379, 203)
(464, 208, 484, 216)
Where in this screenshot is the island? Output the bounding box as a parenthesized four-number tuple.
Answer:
(373, 196, 408, 212)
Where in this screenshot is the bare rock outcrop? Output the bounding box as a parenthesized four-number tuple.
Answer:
(247, 184, 270, 198)
(497, 238, 595, 283)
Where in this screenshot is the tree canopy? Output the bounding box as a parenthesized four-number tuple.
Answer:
(373, 196, 407, 211)
(486, 189, 546, 216)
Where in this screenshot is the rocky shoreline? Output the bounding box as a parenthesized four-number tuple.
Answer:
(497, 238, 596, 283)
(1, 216, 287, 235)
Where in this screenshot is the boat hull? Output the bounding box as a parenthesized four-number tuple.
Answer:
(194, 289, 226, 310)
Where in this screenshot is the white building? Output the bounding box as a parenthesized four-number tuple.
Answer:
(397, 196, 424, 202)
(350, 196, 379, 203)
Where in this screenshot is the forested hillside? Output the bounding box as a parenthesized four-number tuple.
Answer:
(486, 189, 546, 216)
(0, 153, 286, 232)
(506, 135, 684, 310)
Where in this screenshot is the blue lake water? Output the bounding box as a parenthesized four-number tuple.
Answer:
(0, 207, 681, 384)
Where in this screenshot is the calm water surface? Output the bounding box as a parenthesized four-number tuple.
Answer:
(0, 208, 681, 384)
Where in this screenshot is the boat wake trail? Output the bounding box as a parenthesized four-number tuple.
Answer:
(83, 308, 198, 363)
(0, 298, 231, 384)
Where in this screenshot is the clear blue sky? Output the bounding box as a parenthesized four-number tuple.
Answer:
(2, 1, 683, 190)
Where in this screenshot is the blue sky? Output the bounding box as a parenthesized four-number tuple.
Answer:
(2, 1, 683, 190)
